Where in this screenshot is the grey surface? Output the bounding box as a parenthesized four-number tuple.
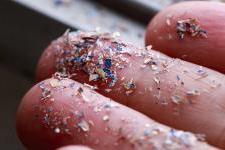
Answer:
(15, 0, 145, 45)
(0, 63, 32, 149)
(93, 0, 161, 23)
(0, 0, 71, 77)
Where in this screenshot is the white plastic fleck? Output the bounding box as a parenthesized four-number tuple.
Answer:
(78, 120, 90, 132)
(54, 127, 61, 133)
(102, 115, 109, 122)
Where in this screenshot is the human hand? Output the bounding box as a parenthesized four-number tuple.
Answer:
(16, 1, 225, 150)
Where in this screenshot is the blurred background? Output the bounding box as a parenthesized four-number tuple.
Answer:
(0, 0, 223, 149)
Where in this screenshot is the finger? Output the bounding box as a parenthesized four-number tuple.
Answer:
(56, 145, 93, 150)
(36, 31, 225, 148)
(16, 77, 215, 150)
(145, 1, 225, 73)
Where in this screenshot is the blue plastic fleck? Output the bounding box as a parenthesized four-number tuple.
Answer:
(104, 59, 112, 68)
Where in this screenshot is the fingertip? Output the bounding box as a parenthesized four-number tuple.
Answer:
(16, 78, 77, 150)
(145, 1, 225, 73)
(36, 44, 56, 82)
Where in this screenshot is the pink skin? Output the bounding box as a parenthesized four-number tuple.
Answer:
(56, 145, 93, 150)
(146, 1, 225, 74)
(16, 78, 215, 150)
(35, 31, 225, 148)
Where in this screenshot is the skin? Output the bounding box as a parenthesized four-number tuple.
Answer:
(35, 31, 225, 148)
(16, 78, 215, 150)
(16, 2, 225, 149)
(145, 1, 225, 74)
(56, 145, 93, 150)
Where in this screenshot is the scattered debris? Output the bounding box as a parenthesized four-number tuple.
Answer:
(49, 79, 61, 87)
(165, 129, 196, 148)
(69, 82, 75, 88)
(77, 87, 83, 94)
(176, 75, 180, 81)
(83, 83, 98, 90)
(95, 68, 106, 80)
(171, 95, 183, 104)
(54, 127, 61, 133)
(112, 32, 121, 38)
(124, 79, 136, 90)
(153, 76, 160, 85)
(196, 67, 208, 78)
(146, 45, 152, 51)
(75, 111, 85, 119)
(56, 32, 124, 89)
(52, 72, 68, 80)
(176, 18, 207, 39)
(102, 115, 110, 122)
(77, 120, 90, 132)
(186, 89, 200, 96)
(105, 89, 112, 93)
(93, 106, 102, 113)
(123, 79, 136, 95)
(104, 58, 112, 68)
(39, 83, 53, 101)
(89, 74, 99, 81)
(125, 90, 134, 96)
(143, 58, 158, 71)
(36, 29, 213, 149)
(103, 102, 118, 109)
(151, 64, 158, 71)
(210, 80, 222, 88)
(195, 134, 206, 142)
(144, 58, 152, 64)
(166, 18, 171, 26)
